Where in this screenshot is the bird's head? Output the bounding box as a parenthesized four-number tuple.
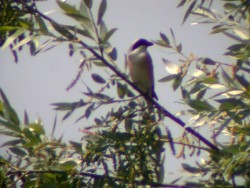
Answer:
(130, 38, 153, 51)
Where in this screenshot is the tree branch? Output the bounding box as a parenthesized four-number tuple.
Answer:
(17, 0, 219, 151)
(7, 170, 188, 187)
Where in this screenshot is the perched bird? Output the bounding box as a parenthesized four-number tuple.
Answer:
(126, 38, 158, 110)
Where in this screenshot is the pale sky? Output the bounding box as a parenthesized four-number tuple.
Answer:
(0, 0, 234, 183)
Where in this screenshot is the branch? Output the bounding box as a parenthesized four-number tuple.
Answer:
(79, 40, 219, 151)
(7, 170, 187, 187)
(16, 0, 218, 151)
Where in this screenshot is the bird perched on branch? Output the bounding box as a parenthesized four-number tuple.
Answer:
(126, 38, 158, 111)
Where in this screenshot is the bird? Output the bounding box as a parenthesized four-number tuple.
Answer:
(126, 38, 158, 111)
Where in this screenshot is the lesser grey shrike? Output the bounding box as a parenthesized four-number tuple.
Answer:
(126, 38, 158, 109)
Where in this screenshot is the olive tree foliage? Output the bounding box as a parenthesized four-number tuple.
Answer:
(0, 0, 249, 187)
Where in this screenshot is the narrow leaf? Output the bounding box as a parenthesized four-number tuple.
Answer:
(189, 100, 215, 111)
(91, 74, 106, 84)
(200, 58, 216, 65)
(103, 28, 117, 43)
(158, 74, 178, 82)
(12, 35, 34, 51)
(97, 0, 107, 25)
(170, 28, 177, 46)
(83, 0, 93, 8)
(117, 82, 126, 99)
(80, 0, 91, 18)
(163, 58, 180, 74)
(177, 0, 187, 8)
(85, 103, 95, 119)
(182, 163, 200, 173)
(160, 32, 170, 46)
(51, 114, 57, 138)
(2, 139, 23, 147)
(50, 21, 74, 39)
(57, 0, 78, 15)
(177, 43, 182, 53)
(106, 47, 117, 61)
(35, 15, 49, 34)
(9, 147, 27, 157)
(182, 0, 196, 24)
(173, 76, 183, 91)
(1, 29, 25, 50)
(70, 141, 83, 154)
(99, 20, 107, 40)
(166, 128, 175, 155)
(59, 158, 80, 170)
(0, 89, 20, 125)
(24, 110, 29, 125)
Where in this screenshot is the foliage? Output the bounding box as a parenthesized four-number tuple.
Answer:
(0, 0, 249, 187)
(157, 0, 250, 186)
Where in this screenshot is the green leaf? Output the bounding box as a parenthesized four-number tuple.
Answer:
(193, 6, 216, 20)
(52, 100, 87, 111)
(172, 76, 183, 91)
(91, 74, 106, 84)
(103, 28, 117, 43)
(166, 128, 175, 155)
(59, 158, 80, 170)
(189, 100, 215, 111)
(28, 123, 45, 135)
(176, 43, 182, 53)
(24, 110, 29, 125)
(117, 82, 126, 99)
(12, 35, 34, 51)
(158, 74, 178, 82)
(35, 15, 49, 34)
(93, 60, 107, 67)
(85, 103, 95, 119)
(170, 28, 177, 47)
(202, 76, 217, 84)
(97, 0, 107, 25)
(29, 36, 39, 56)
(0, 89, 20, 125)
(105, 46, 117, 60)
(0, 119, 21, 133)
(70, 141, 83, 154)
(160, 32, 170, 46)
(57, 0, 79, 15)
(65, 25, 95, 40)
(210, 26, 229, 34)
(182, 0, 196, 24)
(83, 0, 93, 9)
(200, 58, 217, 65)
(80, 0, 91, 18)
(99, 20, 108, 40)
(1, 29, 25, 50)
(22, 127, 42, 147)
(153, 40, 170, 48)
(2, 139, 24, 147)
(216, 98, 247, 111)
(163, 58, 180, 74)
(50, 21, 74, 39)
(9, 147, 27, 157)
(182, 163, 200, 173)
(93, 93, 112, 101)
(0, 26, 20, 32)
(221, 68, 237, 87)
(224, 3, 238, 10)
(236, 74, 250, 89)
(177, 0, 187, 8)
